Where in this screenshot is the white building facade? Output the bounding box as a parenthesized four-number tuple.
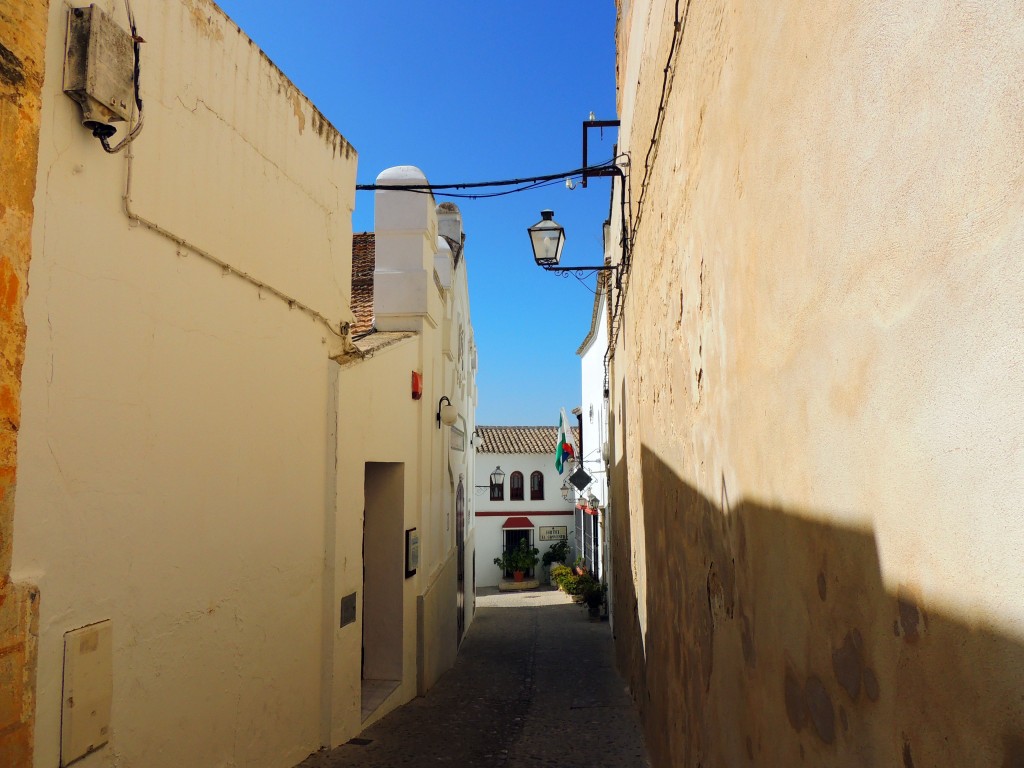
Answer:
(473, 427, 577, 588)
(576, 273, 611, 587)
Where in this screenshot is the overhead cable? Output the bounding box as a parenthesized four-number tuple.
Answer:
(355, 157, 627, 199)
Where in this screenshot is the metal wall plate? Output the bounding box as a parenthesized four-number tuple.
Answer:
(340, 592, 357, 628)
(63, 5, 135, 126)
(61, 620, 113, 767)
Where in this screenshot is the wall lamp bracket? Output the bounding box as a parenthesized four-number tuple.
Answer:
(539, 262, 620, 290)
(529, 208, 621, 288)
(581, 119, 622, 188)
(530, 118, 629, 286)
(539, 263, 618, 274)
(436, 396, 457, 429)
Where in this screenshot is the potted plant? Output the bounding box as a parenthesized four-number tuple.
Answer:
(550, 563, 572, 591)
(563, 570, 592, 603)
(542, 539, 570, 585)
(582, 579, 607, 619)
(494, 539, 540, 582)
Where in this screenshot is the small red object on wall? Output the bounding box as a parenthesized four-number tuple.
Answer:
(411, 371, 423, 400)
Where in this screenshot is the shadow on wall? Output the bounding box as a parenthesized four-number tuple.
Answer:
(611, 446, 1024, 768)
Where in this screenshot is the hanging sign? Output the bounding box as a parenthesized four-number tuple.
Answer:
(569, 467, 592, 492)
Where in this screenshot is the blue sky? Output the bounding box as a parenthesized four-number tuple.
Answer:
(215, 1, 618, 426)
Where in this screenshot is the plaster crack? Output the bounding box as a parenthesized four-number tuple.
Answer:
(46, 438, 65, 483)
(172, 94, 333, 217)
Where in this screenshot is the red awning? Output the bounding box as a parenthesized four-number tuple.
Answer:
(502, 516, 535, 529)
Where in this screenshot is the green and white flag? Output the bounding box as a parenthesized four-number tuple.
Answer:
(555, 408, 577, 474)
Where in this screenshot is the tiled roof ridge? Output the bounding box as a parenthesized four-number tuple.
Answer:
(476, 424, 568, 429)
(475, 425, 582, 454)
(351, 233, 375, 335)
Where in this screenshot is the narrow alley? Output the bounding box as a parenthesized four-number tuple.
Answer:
(297, 588, 649, 768)
(5, 2, 1024, 766)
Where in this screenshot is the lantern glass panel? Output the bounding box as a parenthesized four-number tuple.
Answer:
(528, 211, 565, 266)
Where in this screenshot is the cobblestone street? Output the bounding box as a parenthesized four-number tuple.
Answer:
(297, 587, 649, 768)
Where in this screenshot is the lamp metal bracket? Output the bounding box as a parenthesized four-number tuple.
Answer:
(581, 119, 621, 188)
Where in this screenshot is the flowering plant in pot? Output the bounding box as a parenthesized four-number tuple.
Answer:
(542, 539, 570, 584)
(550, 563, 573, 591)
(494, 540, 540, 582)
(582, 579, 607, 619)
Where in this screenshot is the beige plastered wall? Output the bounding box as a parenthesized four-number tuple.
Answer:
(438, 218, 478, 644)
(412, 262, 460, 699)
(333, 337, 423, 741)
(331, 266, 468, 737)
(356, 182, 474, 719)
(0, 2, 48, 765)
(11, 0, 356, 765)
(610, 1, 1024, 766)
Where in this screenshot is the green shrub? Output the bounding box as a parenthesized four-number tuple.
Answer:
(573, 572, 599, 596)
(493, 539, 540, 573)
(581, 578, 607, 616)
(550, 563, 573, 590)
(542, 539, 570, 567)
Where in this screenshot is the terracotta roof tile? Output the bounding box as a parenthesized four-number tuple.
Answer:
(475, 425, 581, 455)
(351, 233, 375, 335)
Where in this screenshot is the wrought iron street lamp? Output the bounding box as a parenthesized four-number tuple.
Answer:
(528, 210, 566, 267)
(561, 480, 571, 502)
(527, 209, 619, 282)
(475, 465, 507, 496)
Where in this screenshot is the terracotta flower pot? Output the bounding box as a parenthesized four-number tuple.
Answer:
(513, 570, 525, 582)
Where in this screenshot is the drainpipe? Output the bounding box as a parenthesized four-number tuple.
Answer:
(121, 146, 357, 357)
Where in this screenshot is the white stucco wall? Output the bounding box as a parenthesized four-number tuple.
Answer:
(579, 289, 610, 589)
(437, 204, 479, 637)
(420, 202, 479, 677)
(580, 291, 610, 509)
(12, 1, 356, 766)
(473, 452, 575, 587)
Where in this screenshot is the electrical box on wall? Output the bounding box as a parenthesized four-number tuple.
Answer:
(63, 5, 135, 129)
(61, 620, 113, 767)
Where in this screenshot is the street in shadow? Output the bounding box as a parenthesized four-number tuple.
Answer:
(299, 587, 649, 767)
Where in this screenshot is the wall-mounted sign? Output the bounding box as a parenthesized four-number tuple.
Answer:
(450, 426, 465, 452)
(539, 525, 568, 542)
(405, 528, 420, 578)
